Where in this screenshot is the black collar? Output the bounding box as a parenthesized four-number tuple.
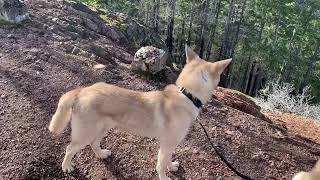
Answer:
(179, 87, 203, 108)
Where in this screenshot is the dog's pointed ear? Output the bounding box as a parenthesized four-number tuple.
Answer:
(211, 58, 232, 74)
(185, 45, 199, 63)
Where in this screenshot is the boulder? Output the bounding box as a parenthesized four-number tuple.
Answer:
(131, 46, 167, 74)
(0, 0, 29, 23)
(212, 87, 269, 121)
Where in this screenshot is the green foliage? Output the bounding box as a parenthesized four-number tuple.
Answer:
(100, 15, 128, 29)
(80, 0, 104, 8)
(0, 18, 12, 26)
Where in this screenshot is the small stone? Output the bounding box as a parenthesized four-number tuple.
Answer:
(1, 94, 5, 98)
(193, 149, 199, 154)
(48, 25, 58, 31)
(43, 24, 49, 30)
(52, 17, 59, 22)
(93, 64, 106, 70)
(34, 65, 43, 71)
(90, 54, 97, 60)
(225, 130, 234, 135)
(7, 34, 15, 39)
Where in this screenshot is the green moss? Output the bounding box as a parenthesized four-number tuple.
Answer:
(99, 15, 128, 29)
(0, 18, 12, 26)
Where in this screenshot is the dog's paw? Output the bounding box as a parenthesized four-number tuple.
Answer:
(160, 176, 172, 180)
(167, 161, 179, 172)
(62, 162, 74, 173)
(99, 149, 111, 159)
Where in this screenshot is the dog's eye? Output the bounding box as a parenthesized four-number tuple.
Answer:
(201, 71, 208, 82)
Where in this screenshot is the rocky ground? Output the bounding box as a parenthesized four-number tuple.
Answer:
(0, 0, 319, 179)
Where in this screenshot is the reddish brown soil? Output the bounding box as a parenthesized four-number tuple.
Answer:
(0, 1, 319, 180)
(266, 112, 320, 144)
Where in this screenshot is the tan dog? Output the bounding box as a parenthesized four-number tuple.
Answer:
(48, 46, 231, 180)
(292, 160, 320, 180)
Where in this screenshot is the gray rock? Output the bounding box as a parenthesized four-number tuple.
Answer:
(7, 34, 14, 39)
(131, 46, 168, 74)
(0, 0, 29, 23)
(52, 17, 58, 22)
(84, 18, 98, 31)
(48, 25, 58, 31)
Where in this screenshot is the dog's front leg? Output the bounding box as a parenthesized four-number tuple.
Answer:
(156, 141, 179, 180)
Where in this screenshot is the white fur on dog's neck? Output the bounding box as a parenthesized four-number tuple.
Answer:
(176, 69, 217, 105)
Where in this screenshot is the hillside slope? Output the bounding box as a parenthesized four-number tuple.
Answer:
(0, 1, 319, 179)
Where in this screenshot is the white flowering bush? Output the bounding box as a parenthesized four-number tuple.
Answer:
(254, 80, 320, 121)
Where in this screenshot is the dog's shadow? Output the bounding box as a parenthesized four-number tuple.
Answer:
(102, 156, 187, 180)
(171, 165, 187, 180)
(22, 155, 89, 180)
(102, 157, 130, 180)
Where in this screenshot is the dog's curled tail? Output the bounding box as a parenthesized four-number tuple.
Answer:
(49, 88, 82, 134)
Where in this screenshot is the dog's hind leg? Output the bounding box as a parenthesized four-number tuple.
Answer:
(61, 116, 98, 173)
(90, 127, 112, 159)
(62, 141, 86, 173)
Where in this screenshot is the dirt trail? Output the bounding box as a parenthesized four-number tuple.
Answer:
(0, 1, 319, 179)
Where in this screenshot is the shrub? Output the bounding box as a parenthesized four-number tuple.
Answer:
(254, 80, 320, 121)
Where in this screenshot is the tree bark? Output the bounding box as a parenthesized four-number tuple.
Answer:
(153, 0, 160, 32)
(226, 0, 247, 87)
(218, 0, 235, 61)
(178, 19, 186, 64)
(186, 0, 196, 45)
(218, 0, 235, 87)
(197, 0, 210, 58)
(165, 0, 177, 58)
(242, 54, 253, 92)
(298, 41, 320, 94)
(205, 0, 222, 60)
(230, 0, 247, 57)
(144, 1, 150, 26)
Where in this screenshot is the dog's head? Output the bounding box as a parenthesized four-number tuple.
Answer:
(176, 46, 232, 103)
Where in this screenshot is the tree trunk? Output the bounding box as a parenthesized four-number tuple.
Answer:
(153, 0, 160, 32)
(298, 41, 320, 94)
(242, 20, 264, 93)
(196, 0, 210, 58)
(247, 63, 259, 96)
(230, 0, 247, 57)
(218, 0, 235, 87)
(165, 0, 177, 58)
(186, 0, 196, 45)
(218, 0, 235, 61)
(226, 0, 247, 88)
(280, 28, 296, 82)
(178, 19, 186, 64)
(205, 0, 222, 60)
(144, 1, 150, 26)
